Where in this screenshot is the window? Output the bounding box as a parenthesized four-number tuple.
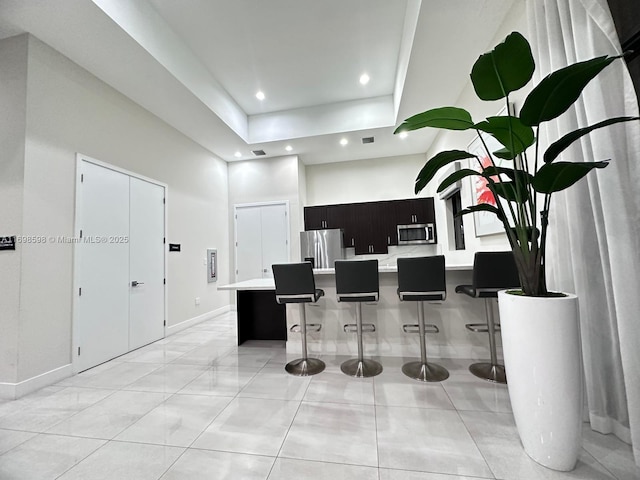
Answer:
(449, 191, 465, 250)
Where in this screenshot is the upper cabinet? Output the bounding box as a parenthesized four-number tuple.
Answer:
(303, 198, 436, 255)
(392, 198, 435, 225)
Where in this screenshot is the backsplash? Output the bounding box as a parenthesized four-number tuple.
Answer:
(344, 244, 441, 266)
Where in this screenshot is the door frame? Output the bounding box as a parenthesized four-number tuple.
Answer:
(72, 153, 168, 374)
(234, 200, 290, 282)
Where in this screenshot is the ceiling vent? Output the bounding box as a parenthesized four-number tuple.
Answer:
(362, 136, 375, 144)
(251, 149, 266, 156)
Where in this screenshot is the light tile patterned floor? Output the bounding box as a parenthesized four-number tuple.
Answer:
(0, 312, 637, 479)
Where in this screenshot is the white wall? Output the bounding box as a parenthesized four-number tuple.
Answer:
(227, 155, 304, 279)
(0, 34, 231, 387)
(0, 35, 28, 384)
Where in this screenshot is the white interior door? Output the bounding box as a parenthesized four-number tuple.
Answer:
(259, 204, 288, 278)
(235, 202, 289, 281)
(235, 206, 263, 281)
(77, 162, 130, 371)
(129, 177, 165, 350)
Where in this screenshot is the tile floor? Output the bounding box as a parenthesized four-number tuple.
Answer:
(0, 312, 637, 479)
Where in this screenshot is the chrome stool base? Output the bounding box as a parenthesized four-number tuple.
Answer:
(469, 362, 507, 384)
(340, 358, 383, 378)
(402, 361, 449, 382)
(285, 358, 326, 376)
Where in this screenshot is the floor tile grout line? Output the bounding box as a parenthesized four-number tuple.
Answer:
(580, 446, 624, 480)
(0, 430, 37, 458)
(454, 407, 498, 479)
(268, 368, 314, 476)
(49, 434, 108, 480)
(275, 453, 383, 472)
(372, 371, 381, 479)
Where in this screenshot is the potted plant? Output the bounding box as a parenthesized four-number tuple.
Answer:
(395, 31, 637, 471)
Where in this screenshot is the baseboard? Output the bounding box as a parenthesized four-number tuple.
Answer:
(166, 305, 231, 336)
(0, 363, 73, 400)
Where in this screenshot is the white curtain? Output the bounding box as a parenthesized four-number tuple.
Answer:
(526, 0, 640, 467)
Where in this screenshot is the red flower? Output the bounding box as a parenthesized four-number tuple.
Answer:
(475, 154, 498, 206)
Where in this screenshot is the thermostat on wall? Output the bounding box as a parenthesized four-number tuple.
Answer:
(207, 249, 217, 283)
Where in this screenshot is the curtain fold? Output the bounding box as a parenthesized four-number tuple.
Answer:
(526, 0, 640, 467)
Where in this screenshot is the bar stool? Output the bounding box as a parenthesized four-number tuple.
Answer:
(272, 262, 325, 376)
(335, 260, 382, 378)
(397, 256, 449, 382)
(455, 251, 520, 384)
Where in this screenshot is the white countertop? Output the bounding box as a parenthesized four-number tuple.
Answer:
(218, 263, 472, 291)
(218, 278, 277, 291)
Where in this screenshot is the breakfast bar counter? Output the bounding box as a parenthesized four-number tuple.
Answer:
(219, 261, 501, 360)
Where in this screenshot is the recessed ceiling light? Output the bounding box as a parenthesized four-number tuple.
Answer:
(359, 73, 370, 85)
(340, 138, 348, 146)
(399, 131, 408, 139)
(285, 145, 293, 152)
(256, 91, 265, 101)
(234, 151, 242, 158)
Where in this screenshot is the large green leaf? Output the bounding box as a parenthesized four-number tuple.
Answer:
(493, 181, 529, 203)
(475, 116, 535, 158)
(520, 56, 619, 126)
(471, 32, 535, 101)
(544, 116, 640, 163)
(482, 166, 533, 185)
(436, 168, 479, 193)
(457, 204, 505, 222)
(532, 161, 609, 193)
(415, 150, 476, 194)
(394, 107, 474, 134)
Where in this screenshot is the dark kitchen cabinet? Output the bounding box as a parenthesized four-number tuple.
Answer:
(304, 206, 327, 230)
(351, 203, 388, 255)
(393, 198, 435, 225)
(304, 204, 351, 230)
(303, 197, 436, 255)
(380, 201, 399, 247)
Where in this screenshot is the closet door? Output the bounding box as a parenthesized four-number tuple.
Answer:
(259, 203, 288, 279)
(129, 177, 165, 350)
(76, 159, 166, 372)
(235, 202, 289, 281)
(77, 162, 130, 372)
(235, 205, 264, 282)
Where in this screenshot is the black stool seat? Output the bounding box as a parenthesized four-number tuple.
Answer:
(397, 256, 449, 382)
(272, 262, 326, 376)
(276, 289, 325, 304)
(335, 260, 382, 378)
(456, 251, 519, 383)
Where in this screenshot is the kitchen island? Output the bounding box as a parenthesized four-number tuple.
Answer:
(219, 262, 502, 360)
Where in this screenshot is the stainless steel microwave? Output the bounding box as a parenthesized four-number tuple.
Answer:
(397, 223, 435, 245)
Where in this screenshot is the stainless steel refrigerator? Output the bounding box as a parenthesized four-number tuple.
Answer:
(300, 229, 345, 268)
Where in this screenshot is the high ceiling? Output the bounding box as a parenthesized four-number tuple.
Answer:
(0, 0, 519, 165)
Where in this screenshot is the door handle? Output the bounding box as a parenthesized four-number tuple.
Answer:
(263, 268, 268, 273)
(131, 281, 145, 287)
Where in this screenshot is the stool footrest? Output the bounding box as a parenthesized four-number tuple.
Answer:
(465, 323, 501, 333)
(402, 324, 439, 334)
(343, 323, 376, 333)
(290, 323, 322, 333)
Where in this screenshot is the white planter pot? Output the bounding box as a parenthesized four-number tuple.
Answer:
(498, 290, 583, 471)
